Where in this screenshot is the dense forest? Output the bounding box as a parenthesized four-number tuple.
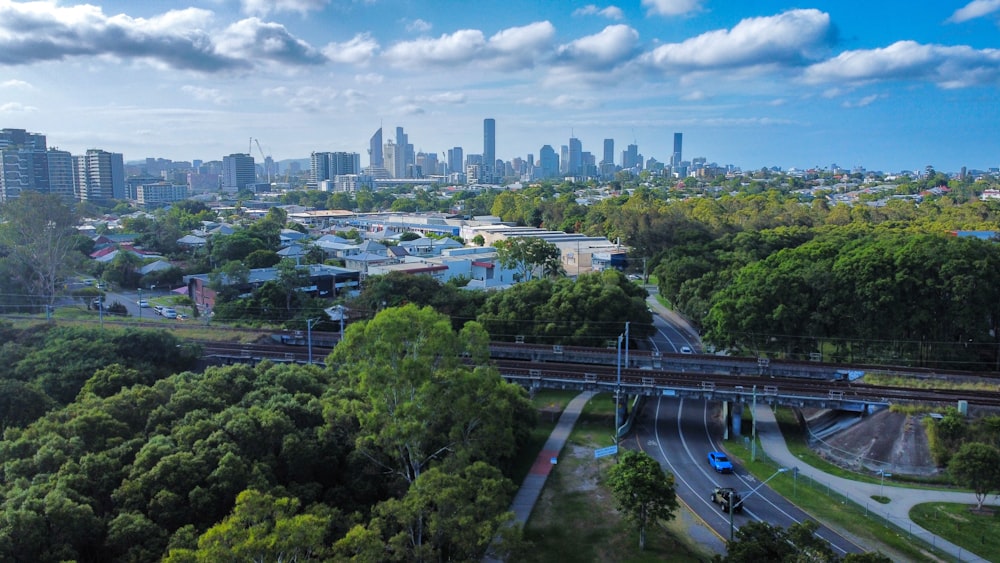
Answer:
(0, 306, 535, 562)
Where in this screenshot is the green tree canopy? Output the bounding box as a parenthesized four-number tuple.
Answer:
(606, 449, 678, 550)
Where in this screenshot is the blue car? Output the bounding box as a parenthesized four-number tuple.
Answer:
(708, 451, 734, 473)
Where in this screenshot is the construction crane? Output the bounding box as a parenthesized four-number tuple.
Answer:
(251, 137, 272, 184)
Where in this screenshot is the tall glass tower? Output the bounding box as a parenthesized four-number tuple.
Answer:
(483, 118, 496, 183)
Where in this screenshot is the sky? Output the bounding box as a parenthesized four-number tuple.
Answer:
(1, 0, 999, 173)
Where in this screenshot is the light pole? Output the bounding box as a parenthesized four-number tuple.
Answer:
(615, 332, 623, 451)
(729, 467, 793, 541)
(137, 288, 142, 323)
(877, 469, 892, 497)
(307, 317, 320, 364)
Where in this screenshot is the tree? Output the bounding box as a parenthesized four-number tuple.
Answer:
(716, 520, 841, 562)
(493, 237, 562, 281)
(948, 442, 1000, 510)
(329, 304, 531, 485)
(164, 489, 333, 563)
(336, 462, 524, 562)
(606, 450, 678, 550)
(0, 191, 81, 307)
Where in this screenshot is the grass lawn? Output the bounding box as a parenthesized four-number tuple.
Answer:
(910, 502, 1000, 562)
(731, 408, 965, 561)
(521, 392, 709, 563)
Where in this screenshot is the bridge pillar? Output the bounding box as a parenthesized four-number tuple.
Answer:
(731, 402, 744, 437)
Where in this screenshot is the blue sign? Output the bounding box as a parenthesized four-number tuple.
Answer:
(594, 445, 618, 458)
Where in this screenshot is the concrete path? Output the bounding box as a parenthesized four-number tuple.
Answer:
(508, 390, 595, 525)
(754, 404, 990, 562)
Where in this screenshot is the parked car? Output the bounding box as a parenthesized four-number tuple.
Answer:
(708, 451, 734, 473)
(161, 308, 178, 319)
(710, 486, 742, 513)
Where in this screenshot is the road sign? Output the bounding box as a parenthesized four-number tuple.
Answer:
(594, 445, 618, 459)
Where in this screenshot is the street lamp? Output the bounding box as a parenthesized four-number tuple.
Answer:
(306, 317, 321, 364)
(729, 467, 794, 541)
(137, 288, 142, 323)
(877, 469, 892, 497)
(613, 321, 630, 457)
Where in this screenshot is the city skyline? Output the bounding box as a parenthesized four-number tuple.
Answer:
(0, 1, 998, 172)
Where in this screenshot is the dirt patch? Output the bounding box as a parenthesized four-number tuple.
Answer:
(565, 444, 602, 492)
(806, 408, 941, 476)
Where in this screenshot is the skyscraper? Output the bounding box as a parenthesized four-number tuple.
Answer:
(672, 132, 683, 167)
(539, 145, 558, 178)
(447, 147, 463, 176)
(369, 127, 383, 168)
(0, 129, 48, 201)
(622, 143, 640, 169)
(600, 138, 616, 179)
(46, 149, 75, 203)
(483, 118, 496, 183)
(74, 149, 125, 202)
(568, 137, 583, 176)
(221, 153, 255, 193)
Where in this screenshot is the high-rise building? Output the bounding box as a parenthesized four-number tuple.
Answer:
(560, 145, 569, 175)
(369, 127, 383, 168)
(622, 143, 640, 169)
(602, 139, 614, 166)
(483, 118, 496, 183)
(539, 145, 559, 178)
(74, 149, 125, 202)
(0, 129, 48, 201)
(672, 132, 683, 167)
(600, 138, 616, 179)
(311, 151, 361, 186)
(568, 137, 583, 176)
(447, 147, 463, 176)
(222, 153, 255, 193)
(46, 149, 75, 203)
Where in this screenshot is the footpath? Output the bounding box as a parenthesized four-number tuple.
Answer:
(508, 390, 595, 524)
(754, 404, 989, 562)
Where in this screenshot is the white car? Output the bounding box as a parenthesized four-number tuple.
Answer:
(161, 308, 178, 319)
(137, 299, 149, 308)
(680, 346, 693, 354)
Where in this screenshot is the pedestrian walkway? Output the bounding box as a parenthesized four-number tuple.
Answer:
(508, 390, 595, 525)
(754, 404, 989, 562)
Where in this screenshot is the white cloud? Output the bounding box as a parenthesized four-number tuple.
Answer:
(518, 95, 600, 109)
(391, 92, 467, 105)
(406, 18, 433, 33)
(0, 79, 33, 89)
(215, 17, 327, 66)
(680, 90, 708, 101)
(0, 102, 38, 112)
(354, 73, 383, 85)
(556, 25, 639, 70)
(803, 41, 1000, 88)
(181, 85, 230, 104)
(573, 5, 624, 20)
(265, 85, 339, 112)
(641, 9, 833, 72)
(324, 33, 379, 65)
(0, 2, 328, 71)
(947, 0, 1000, 23)
(241, 0, 330, 16)
(383, 21, 555, 70)
(842, 93, 885, 108)
(642, 0, 703, 17)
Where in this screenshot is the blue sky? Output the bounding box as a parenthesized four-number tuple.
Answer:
(1, 0, 998, 173)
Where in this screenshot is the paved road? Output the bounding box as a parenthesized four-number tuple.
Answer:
(632, 397, 862, 556)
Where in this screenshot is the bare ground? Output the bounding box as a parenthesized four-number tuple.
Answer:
(804, 408, 941, 476)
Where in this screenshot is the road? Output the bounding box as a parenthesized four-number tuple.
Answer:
(639, 291, 860, 554)
(631, 396, 863, 555)
(645, 290, 701, 354)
